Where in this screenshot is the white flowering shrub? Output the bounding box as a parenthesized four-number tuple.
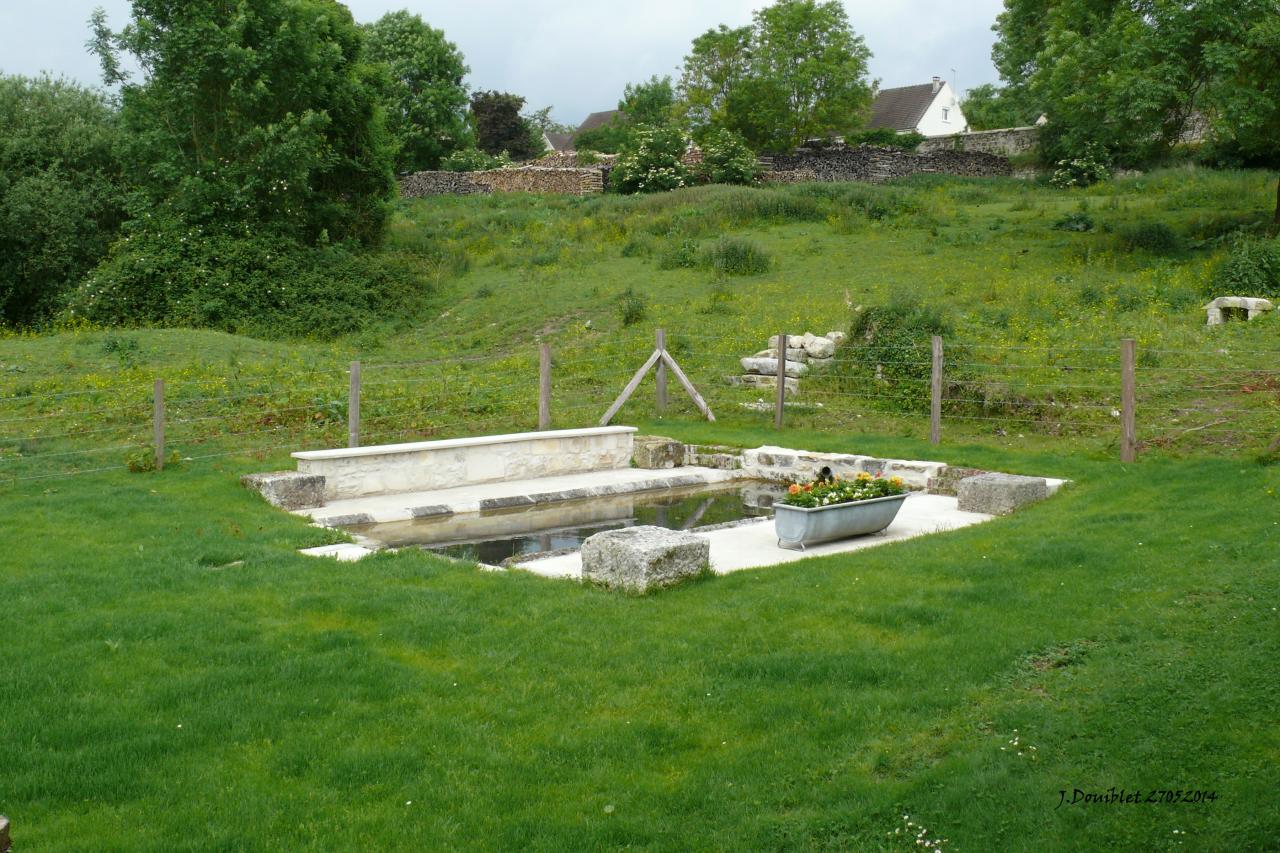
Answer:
(610, 126, 691, 194)
(1050, 144, 1112, 188)
(695, 129, 759, 186)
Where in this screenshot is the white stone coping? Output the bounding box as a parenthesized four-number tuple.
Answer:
(291, 426, 636, 462)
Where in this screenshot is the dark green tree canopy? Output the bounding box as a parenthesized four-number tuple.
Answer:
(960, 83, 1039, 131)
(677, 0, 873, 152)
(363, 10, 471, 173)
(992, 0, 1280, 217)
(620, 76, 676, 127)
(469, 90, 541, 160)
(90, 0, 395, 246)
(0, 74, 125, 325)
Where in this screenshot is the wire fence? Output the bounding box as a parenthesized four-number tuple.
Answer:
(2, 327, 1278, 486)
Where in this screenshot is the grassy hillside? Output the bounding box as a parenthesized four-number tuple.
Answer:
(3, 167, 1277, 482)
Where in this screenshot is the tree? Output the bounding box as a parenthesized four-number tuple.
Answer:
(524, 106, 573, 136)
(363, 10, 471, 173)
(620, 76, 676, 127)
(1199, 8, 1280, 226)
(991, 0, 1280, 216)
(960, 83, 1037, 131)
(677, 25, 753, 134)
(0, 74, 125, 326)
(90, 0, 394, 246)
(573, 77, 676, 154)
(469, 90, 541, 160)
(676, 0, 873, 152)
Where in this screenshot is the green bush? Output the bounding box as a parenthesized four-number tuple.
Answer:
(657, 240, 700, 270)
(837, 295, 952, 411)
(1052, 212, 1095, 232)
(1211, 238, 1280, 299)
(845, 128, 926, 151)
(700, 237, 772, 277)
(618, 287, 647, 326)
(72, 220, 432, 338)
(439, 148, 510, 172)
(1115, 221, 1183, 253)
(694, 129, 759, 186)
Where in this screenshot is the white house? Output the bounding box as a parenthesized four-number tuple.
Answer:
(867, 77, 967, 137)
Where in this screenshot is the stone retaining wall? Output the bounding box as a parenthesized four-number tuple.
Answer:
(292, 427, 636, 501)
(764, 143, 1011, 184)
(917, 126, 1041, 157)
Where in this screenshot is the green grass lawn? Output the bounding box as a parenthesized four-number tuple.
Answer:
(2, 169, 1279, 848)
(2, 428, 1277, 850)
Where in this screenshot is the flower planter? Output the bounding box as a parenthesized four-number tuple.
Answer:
(774, 493, 909, 551)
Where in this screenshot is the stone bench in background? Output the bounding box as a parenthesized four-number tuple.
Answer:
(1205, 296, 1273, 325)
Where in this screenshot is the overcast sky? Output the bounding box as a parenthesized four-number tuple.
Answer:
(0, 1, 1005, 125)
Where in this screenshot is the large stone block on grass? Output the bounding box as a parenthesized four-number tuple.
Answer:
(241, 471, 326, 510)
(957, 472, 1048, 516)
(740, 357, 808, 378)
(581, 526, 710, 593)
(632, 435, 685, 469)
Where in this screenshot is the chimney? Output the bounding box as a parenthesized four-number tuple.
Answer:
(932, 76, 942, 94)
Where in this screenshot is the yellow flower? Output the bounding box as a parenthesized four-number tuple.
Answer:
(856, 472, 872, 482)
(890, 476, 904, 488)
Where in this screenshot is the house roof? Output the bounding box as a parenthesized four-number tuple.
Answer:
(576, 109, 625, 135)
(544, 131, 574, 152)
(867, 83, 942, 132)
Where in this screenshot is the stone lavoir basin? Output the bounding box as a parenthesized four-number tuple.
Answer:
(246, 428, 1067, 577)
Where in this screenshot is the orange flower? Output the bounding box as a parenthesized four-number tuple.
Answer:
(788, 484, 801, 495)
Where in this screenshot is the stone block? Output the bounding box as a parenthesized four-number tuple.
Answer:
(927, 466, 989, 497)
(768, 334, 800, 349)
(633, 435, 686, 469)
(803, 336, 836, 358)
(581, 526, 710, 593)
(956, 473, 1049, 516)
(726, 374, 800, 395)
(740, 356, 808, 378)
(241, 471, 325, 510)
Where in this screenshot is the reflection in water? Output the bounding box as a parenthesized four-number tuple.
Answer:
(346, 482, 786, 565)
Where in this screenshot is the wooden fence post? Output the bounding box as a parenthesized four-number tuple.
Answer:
(348, 361, 361, 449)
(930, 336, 943, 445)
(1121, 338, 1137, 463)
(775, 331, 787, 429)
(539, 343, 552, 430)
(152, 378, 165, 471)
(655, 329, 668, 415)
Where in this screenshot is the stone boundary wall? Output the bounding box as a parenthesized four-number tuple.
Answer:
(917, 126, 1041, 157)
(399, 166, 605, 198)
(763, 143, 1011, 184)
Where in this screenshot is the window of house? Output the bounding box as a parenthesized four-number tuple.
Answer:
(942, 108, 950, 121)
